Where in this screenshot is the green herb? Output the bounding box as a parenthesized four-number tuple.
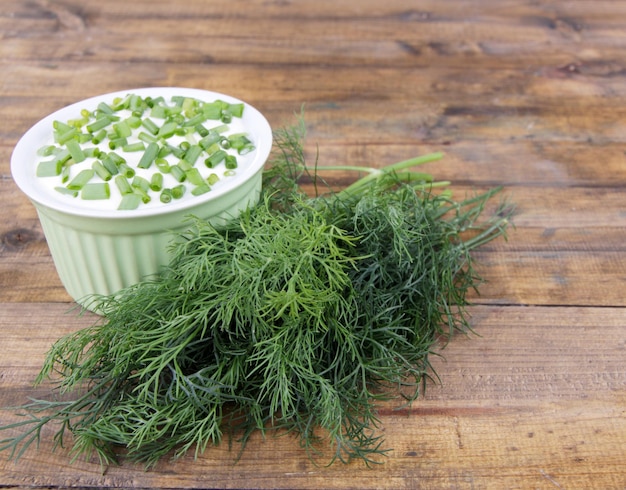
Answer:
(0, 117, 513, 468)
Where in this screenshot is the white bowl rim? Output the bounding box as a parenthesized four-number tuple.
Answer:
(11, 87, 272, 220)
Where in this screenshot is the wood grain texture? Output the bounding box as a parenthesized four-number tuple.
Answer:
(1, 0, 625, 488)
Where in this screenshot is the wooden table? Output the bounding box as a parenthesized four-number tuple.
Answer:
(1, 1, 625, 488)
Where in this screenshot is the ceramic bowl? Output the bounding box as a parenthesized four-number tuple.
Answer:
(11, 87, 272, 310)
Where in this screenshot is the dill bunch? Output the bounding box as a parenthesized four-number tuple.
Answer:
(0, 119, 513, 468)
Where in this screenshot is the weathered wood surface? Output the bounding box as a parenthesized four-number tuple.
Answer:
(1, 0, 625, 488)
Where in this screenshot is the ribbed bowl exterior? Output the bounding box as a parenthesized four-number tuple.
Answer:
(32, 173, 262, 311)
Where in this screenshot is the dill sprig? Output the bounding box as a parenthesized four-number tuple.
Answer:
(0, 117, 513, 468)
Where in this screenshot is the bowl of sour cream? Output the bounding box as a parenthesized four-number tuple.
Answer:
(11, 87, 272, 311)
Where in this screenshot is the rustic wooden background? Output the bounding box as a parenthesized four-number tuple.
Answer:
(1, 0, 625, 488)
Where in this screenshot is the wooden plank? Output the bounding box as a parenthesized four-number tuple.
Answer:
(0, 304, 623, 489)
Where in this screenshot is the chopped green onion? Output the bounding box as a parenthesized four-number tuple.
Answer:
(67, 169, 95, 190)
(100, 155, 119, 175)
(55, 127, 78, 145)
(54, 186, 78, 198)
(183, 144, 203, 165)
(122, 142, 146, 152)
(118, 163, 135, 179)
(171, 184, 186, 199)
(205, 149, 227, 168)
(115, 175, 133, 195)
(81, 182, 110, 200)
(132, 175, 150, 193)
(65, 139, 86, 163)
(155, 158, 170, 173)
(150, 173, 163, 191)
(207, 173, 219, 185)
(159, 188, 172, 203)
(92, 161, 112, 181)
(36, 160, 62, 177)
(133, 187, 151, 204)
(108, 137, 127, 150)
(108, 152, 126, 165)
(225, 155, 238, 169)
(192, 183, 211, 196)
(141, 118, 159, 135)
(91, 129, 107, 144)
(113, 120, 132, 138)
(86, 117, 111, 133)
(138, 132, 157, 144)
(118, 193, 142, 210)
(157, 121, 178, 139)
(185, 167, 204, 186)
(137, 142, 159, 169)
(170, 165, 186, 182)
(37, 145, 57, 157)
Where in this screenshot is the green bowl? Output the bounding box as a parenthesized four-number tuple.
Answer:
(11, 87, 272, 310)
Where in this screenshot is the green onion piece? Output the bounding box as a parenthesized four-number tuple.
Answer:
(159, 188, 172, 203)
(155, 158, 171, 173)
(132, 175, 150, 193)
(166, 144, 185, 159)
(100, 155, 119, 175)
(157, 145, 172, 158)
(81, 182, 110, 200)
(118, 193, 142, 210)
(205, 149, 227, 168)
(157, 121, 178, 139)
(108, 152, 126, 165)
(179, 141, 191, 152)
(182, 113, 206, 127)
(84, 147, 101, 158)
(224, 169, 236, 177)
(53, 120, 73, 134)
(138, 132, 157, 144)
(199, 132, 221, 150)
(113, 121, 131, 138)
(65, 139, 86, 163)
(52, 150, 72, 166)
(195, 124, 209, 137)
(108, 137, 127, 150)
(225, 155, 238, 169)
(219, 137, 231, 149)
(118, 163, 135, 179)
(192, 184, 211, 196)
(91, 129, 107, 144)
(54, 186, 78, 198)
(141, 118, 159, 135)
(86, 117, 111, 133)
(125, 115, 142, 129)
(137, 142, 159, 169)
(92, 161, 112, 181)
(115, 175, 133, 195)
(56, 127, 78, 145)
(170, 165, 186, 182)
(185, 168, 204, 186)
(177, 159, 192, 172)
(211, 124, 229, 134)
(207, 173, 219, 185)
(149, 173, 164, 191)
(97, 101, 114, 115)
(36, 160, 62, 177)
(37, 145, 57, 157)
(183, 144, 203, 165)
(61, 165, 71, 183)
(220, 110, 232, 124)
(226, 102, 244, 117)
(67, 169, 95, 190)
(202, 101, 222, 120)
(122, 142, 146, 152)
(171, 184, 186, 199)
(134, 187, 151, 204)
